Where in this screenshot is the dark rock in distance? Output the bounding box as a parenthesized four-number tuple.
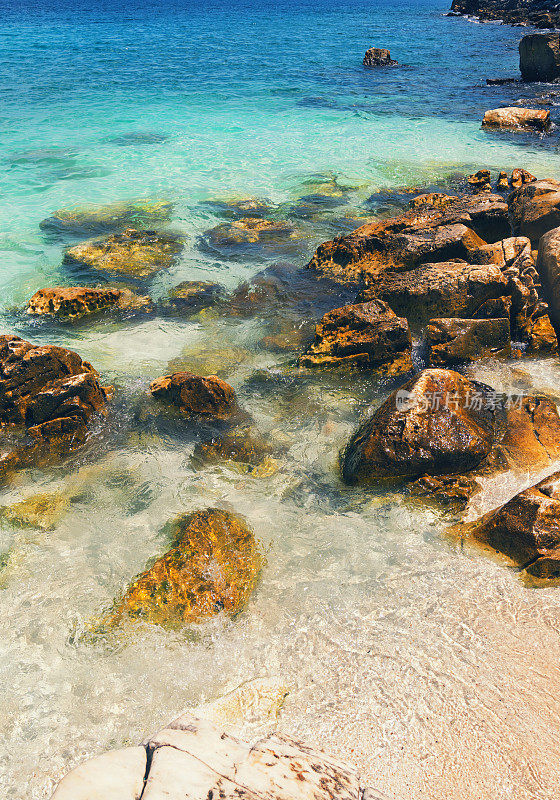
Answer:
(363, 48, 398, 67)
(519, 33, 560, 83)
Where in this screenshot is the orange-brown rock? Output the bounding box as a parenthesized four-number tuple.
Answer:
(469, 470, 560, 578)
(536, 226, 560, 341)
(482, 107, 551, 132)
(511, 168, 536, 189)
(149, 372, 240, 421)
(409, 193, 458, 210)
(359, 260, 509, 328)
(509, 178, 560, 242)
(470, 236, 531, 267)
(306, 192, 510, 287)
(203, 218, 294, 247)
(26, 286, 154, 321)
(0, 335, 112, 476)
(107, 508, 263, 627)
(427, 317, 511, 365)
(363, 47, 398, 67)
(497, 171, 510, 191)
(341, 368, 560, 489)
(468, 169, 492, 191)
(298, 299, 412, 373)
(64, 228, 183, 280)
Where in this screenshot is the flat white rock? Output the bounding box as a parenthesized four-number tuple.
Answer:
(50, 746, 146, 800)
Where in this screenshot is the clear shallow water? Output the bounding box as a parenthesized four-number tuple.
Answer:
(2, 1, 560, 798)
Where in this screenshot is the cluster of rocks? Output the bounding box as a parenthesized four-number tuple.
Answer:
(449, 0, 560, 30)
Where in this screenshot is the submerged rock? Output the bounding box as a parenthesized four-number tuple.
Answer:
(202, 217, 295, 249)
(159, 280, 223, 316)
(191, 425, 276, 472)
(40, 198, 173, 238)
(64, 228, 184, 280)
(509, 178, 560, 242)
(201, 197, 274, 219)
(363, 47, 398, 67)
(0, 335, 112, 477)
(149, 372, 240, 421)
(519, 33, 560, 83)
(26, 286, 154, 321)
(298, 299, 412, 374)
(470, 470, 560, 578)
(482, 107, 551, 132)
(106, 508, 263, 627)
(0, 490, 69, 530)
(342, 368, 560, 495)
(427, 317, 511, 365)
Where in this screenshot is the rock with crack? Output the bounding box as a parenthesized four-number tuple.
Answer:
(468, 470, 560, 578)
(26, 286, 154, 321)
(64, 228, 184, 281)
(298, 299, 412, 374)
(509, 178, 560, 243)
(341, 369, 560, 508)
(482, 107, 551, 132)
(0, 335, 113, 479)
(51, 714, 387, 800)
(103, 508, 263, 628)
(427, 317, 511, 365)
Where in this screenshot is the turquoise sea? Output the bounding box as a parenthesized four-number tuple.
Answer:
(2, 1, 560, 798)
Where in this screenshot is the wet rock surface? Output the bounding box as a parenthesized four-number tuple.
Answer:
(0, 335, 112, 477)
(299, 299, 412, 374)
(482, 107, 551, 132)
(149, 372, 240, 421)
(159, 280, 223, 316)
(40, 199, 173, 238)
(427, 317, 511, 365)
(105, 508, 263, 627)
(470, 470, 560, 578)
(26, 286, 154, 321)
(64, 228, 184, 280)
(509, 178, 560, 242)
(342, 368, 560, 494)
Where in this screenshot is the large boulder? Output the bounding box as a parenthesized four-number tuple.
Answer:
(40, 198, 173, 238)
(298, 299, 412, 374)
(519, 33, 560, 83)
(342, 368, 560, 490)
(509, 178, 560, 242)
(0, 335, 112, 476)
(363, 47, 398, 67)
(64, 228, 184, 280)
(106, 508, 263, 627)
(360, 260, 509, 328)
(482, 107, 551, 132)
(470, 470, 560, 578)
(536, 225, 560, 340)
(306, 192, 510, 286)
(26, 286, 154, 321)
(149, 372, 240, 421)
(427, 317, 511, 365)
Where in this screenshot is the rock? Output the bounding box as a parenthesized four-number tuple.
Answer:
(470, 470, 560, 577)
(511, 168, 536, 189)
(470, 235, 531, 267)
(450, 0, 560, 29)
(482, 107, 551, 132)
(306, 192, 510, 286)
(64, 228, 184, 280)
(536, 226, 560, 341)
(409, 192, 458, 209)
(159, 281, 223, 315)
(106, 508, 263, 627)
(202, 197, 274, 219)
(202, 218, 294, 248)
(427, 317, 511, 365)
(409, 473, 479, 509)
(468, 169, 491, 191)
(359, 260, 509, 328)
(519, 33, 560, 83)
(149, 372, 240, 421)
(40, 199, 173, 238)
(191, 426, 275, 471)
(341, 370, 496, 484)
(523, 313, 558, 352)
(26, 286, 154, 321)
(50, 746, 147, 800)
(341, 368, 560, 487)
(510, 178, 560, 241)
(363, 47, 398, 67)
(497, 171, 510, 191)
(486, 78, 518, 86)
(0, 490, 69, 530)
(298, 299, 412, 374)
(0, 335, 112, 478)
(187, 677, 289, 729)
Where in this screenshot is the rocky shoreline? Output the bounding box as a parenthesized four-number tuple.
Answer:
(449, 0, 560, 29)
